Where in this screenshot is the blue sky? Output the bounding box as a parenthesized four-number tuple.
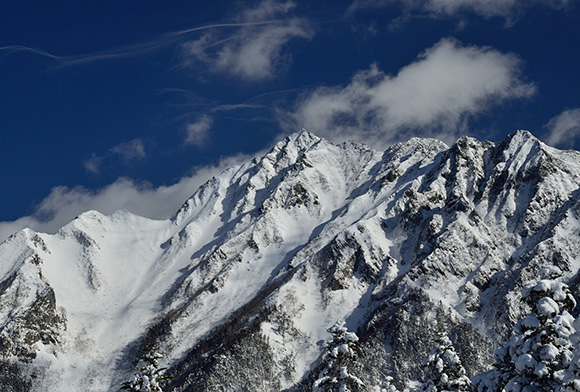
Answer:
(1, 0, 579, 240)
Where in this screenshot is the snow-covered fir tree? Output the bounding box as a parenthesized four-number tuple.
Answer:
(493, 266, 577, 392)
(313, 321, 366, 392)
(122, 339, 171, 392)
(564, 346, 580, 392)
(419, 328, 471, 392)
(372, 375, 400, 392)
(560, 309, 580, 391)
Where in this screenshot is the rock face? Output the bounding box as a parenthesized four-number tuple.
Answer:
(1, 130, 580, 391)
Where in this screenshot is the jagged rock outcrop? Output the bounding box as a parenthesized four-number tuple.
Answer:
(1, 130, 579, 391)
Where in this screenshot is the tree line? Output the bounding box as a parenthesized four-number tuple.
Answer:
(121, 266, 580, 392)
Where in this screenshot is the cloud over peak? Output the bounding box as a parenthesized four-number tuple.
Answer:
(283, 38, 536, 147)
(545, 108, 580, 147)
(0, 154, 253, 243)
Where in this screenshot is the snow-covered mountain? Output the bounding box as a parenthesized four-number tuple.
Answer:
(1, 130, 580, 391)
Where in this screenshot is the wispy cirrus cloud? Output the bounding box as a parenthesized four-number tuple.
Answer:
(162, 86, 299, 149)
(0, 154, 253, 242)
(84, 139, 146, 174)
(0, 20, 286, 70)
(347, 0, 575, 22)
(281, 38, 536, 147)
(180, 0, 314, 81)
(544, 108, 580, 147)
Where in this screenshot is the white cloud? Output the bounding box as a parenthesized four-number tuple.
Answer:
(424, 0, 519, 17)
(83, 138, 146, 174)
(181, 0, 313, 81)
(348, 0, 574, 19)
(545, 108, 580, 147)
(1, 20, 306, 70)
(184, 115, 213, 146)
(0, 154, 253, 243)
(283, 38, 536, 147)
(112, 139, 146, 161)
(84, 154, 103, 174)
(241, 0, 297, 21)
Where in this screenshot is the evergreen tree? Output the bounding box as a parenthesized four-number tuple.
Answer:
(563, 347, 580, 392)
(374, 375, 400, 392)
(122, 339, 171, 392)
(494, 266, 577, 392)
(562, 315, 580, 391)
(313, 321, 366, 392)
(419, 329, 471, 392)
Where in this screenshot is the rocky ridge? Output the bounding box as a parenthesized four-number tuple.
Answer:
(1, 130, 580, 391)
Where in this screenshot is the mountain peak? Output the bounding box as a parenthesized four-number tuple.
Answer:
(2, 131, 580, 391)
(501, 129, 543, 150)
(271, 129, 323, 155)
(507, 129, 538, 141)
(294, 128, 321, 145)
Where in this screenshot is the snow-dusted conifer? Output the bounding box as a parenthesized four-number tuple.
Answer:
(494, 266, 577, 392)
(561, 316, 580, 391)
(419, 328, 471, 392)
(563, 348, 580, 392)
(313, 320, 366, 392)
(122, 339, 171, 392)
(372, 375, 400, 392)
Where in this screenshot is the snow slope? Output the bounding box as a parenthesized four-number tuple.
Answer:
(1, 130, 580, 391)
